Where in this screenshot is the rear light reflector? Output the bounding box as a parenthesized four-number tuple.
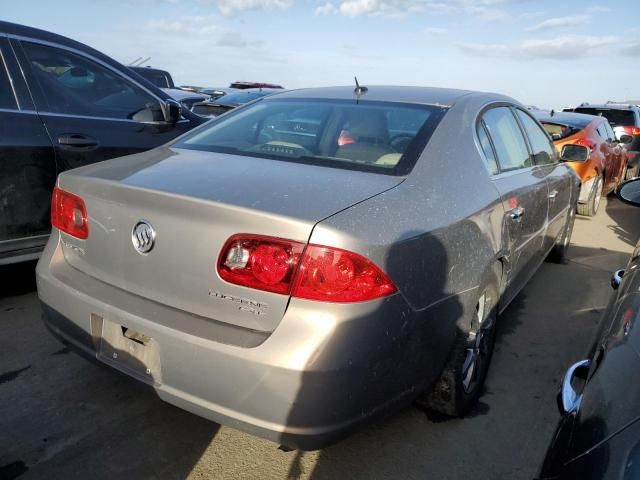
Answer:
(51, 186, 89, 239)
(623, 126, 640, 136)
(217, 235, 397, 302)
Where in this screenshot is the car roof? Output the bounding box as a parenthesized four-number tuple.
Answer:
(271, 85, 478, 107)
(532, 110, 599, 128)
(161, 88, 208, 100)
(0, 21, 107, 60)
(572, 103, 640, 111)
(130, 66, 171, 75)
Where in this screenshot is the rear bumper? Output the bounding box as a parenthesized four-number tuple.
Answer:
(37, 232, 459, 449)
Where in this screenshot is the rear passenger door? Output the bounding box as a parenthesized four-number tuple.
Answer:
(0, 36, 56, 258)
(479, 106, 549, 303)
(514, 108, 573, 251)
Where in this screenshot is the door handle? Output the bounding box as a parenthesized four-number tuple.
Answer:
(548, 190, 559, 200)
(58, 134, 98, 147)
(560, 359, 591, 415)
(509, 206, 525, 220)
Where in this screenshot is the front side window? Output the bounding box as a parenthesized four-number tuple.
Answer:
(482, 107, 531, 171)
(177, 99, 448, 175)
(0, 53, 17, 109)
(516, 110, 557, 165)
(22, 42, 163, 121)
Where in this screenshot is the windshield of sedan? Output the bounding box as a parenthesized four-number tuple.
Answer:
(176, 99, 447, 175)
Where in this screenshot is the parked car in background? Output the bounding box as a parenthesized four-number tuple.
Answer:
(162, 88, 212, 111)
(533, 111, 630, 216)
(0, 21, 205, 264)
(179, 85, 203, 93)
(199, 87, 238, 101)
(563, 103, 640, 180)
(538, 178, 640, 479)
(229, 81, 284, 90)
(37, 85, 578, 449)
(129, 66, 175, 89)
(191, 88, 282, 117)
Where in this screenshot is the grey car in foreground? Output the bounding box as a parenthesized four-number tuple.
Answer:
(37, 86, 579, 449)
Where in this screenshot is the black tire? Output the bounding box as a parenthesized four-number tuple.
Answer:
(547, 207, 575, 264)
(576, 175, 603, 217)
(418, 273, 499, 417)
(625, 164, 640, 181)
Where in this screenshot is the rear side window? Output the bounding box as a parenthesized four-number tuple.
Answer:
(541, 122, 581, 141)
(21, 42, 164, 122)
(573, 108, 636, 127)
(477, 123, 499, 175)
(516, 110, 557, 165)
(178, 99, 448, 175)
(482, 107, 531, 171)
(0, 53, 17, 109)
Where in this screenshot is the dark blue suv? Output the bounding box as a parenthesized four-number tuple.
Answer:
(0, 21, 205, 264)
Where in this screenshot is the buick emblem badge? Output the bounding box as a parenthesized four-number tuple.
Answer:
(132, 220, 155, 254)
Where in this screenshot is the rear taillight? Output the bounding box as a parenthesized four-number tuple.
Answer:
(217, 235, 397, 302)
(218, 235, 305, 295)
(51, 186, 89, 239)
(622, 126, 640, 136)
(575, 138, 595, 150)
(291, 245, 397, 302)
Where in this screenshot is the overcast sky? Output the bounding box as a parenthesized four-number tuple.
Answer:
(4, 0, 640, 107)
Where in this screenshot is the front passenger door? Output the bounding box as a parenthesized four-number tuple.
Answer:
(481, 106, 549, 304)
(13, 39, 190, 173)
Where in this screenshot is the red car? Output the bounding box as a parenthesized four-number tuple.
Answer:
(534, 111, 630, 216)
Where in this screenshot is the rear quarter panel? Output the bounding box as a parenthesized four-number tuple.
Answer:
(310, 94, 508, 385)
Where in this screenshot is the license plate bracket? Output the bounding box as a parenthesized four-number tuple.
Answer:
(98, 318, 161, 385)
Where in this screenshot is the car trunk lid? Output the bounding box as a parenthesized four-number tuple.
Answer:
(57, 147, 403, 333)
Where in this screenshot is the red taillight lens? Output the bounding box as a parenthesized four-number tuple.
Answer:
(217, 236, 397, 302)
(218, 235, 305, 295)
(51, 186, 89, 239)
(575, 138, 596, 150)
(622, 126, 640, 136)
(632, 128, 640, 136)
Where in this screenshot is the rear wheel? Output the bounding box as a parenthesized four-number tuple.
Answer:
(547, 207, 575, 264)
(577, 175, 603, 217)
(418, 280, 498, 417)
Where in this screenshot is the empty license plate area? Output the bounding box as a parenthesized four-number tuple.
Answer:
(97, 317, 161, 385)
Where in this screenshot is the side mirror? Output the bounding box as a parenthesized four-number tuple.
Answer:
(619, 134, 633, 145)
(617, 178, 640, 206)
(560, 144, 590, 162)
(161, 99, 182, 124)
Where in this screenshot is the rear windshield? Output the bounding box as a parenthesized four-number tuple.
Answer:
(175, 99, 448, 175)
(573, 108, 636, 127)
(540, 121, 582, 141)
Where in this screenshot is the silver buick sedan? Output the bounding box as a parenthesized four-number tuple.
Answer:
(36, 86, 579, 449)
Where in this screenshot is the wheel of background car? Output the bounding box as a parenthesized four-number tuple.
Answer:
(417, 267, 500, 417)
(389, 134, 414, 153)
(577, 176, 603, 217)
(626, 164, 640, 181)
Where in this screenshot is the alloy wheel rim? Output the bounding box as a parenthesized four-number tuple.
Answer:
(594, 178, 603, 213)
(462, 292, 494, 394)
